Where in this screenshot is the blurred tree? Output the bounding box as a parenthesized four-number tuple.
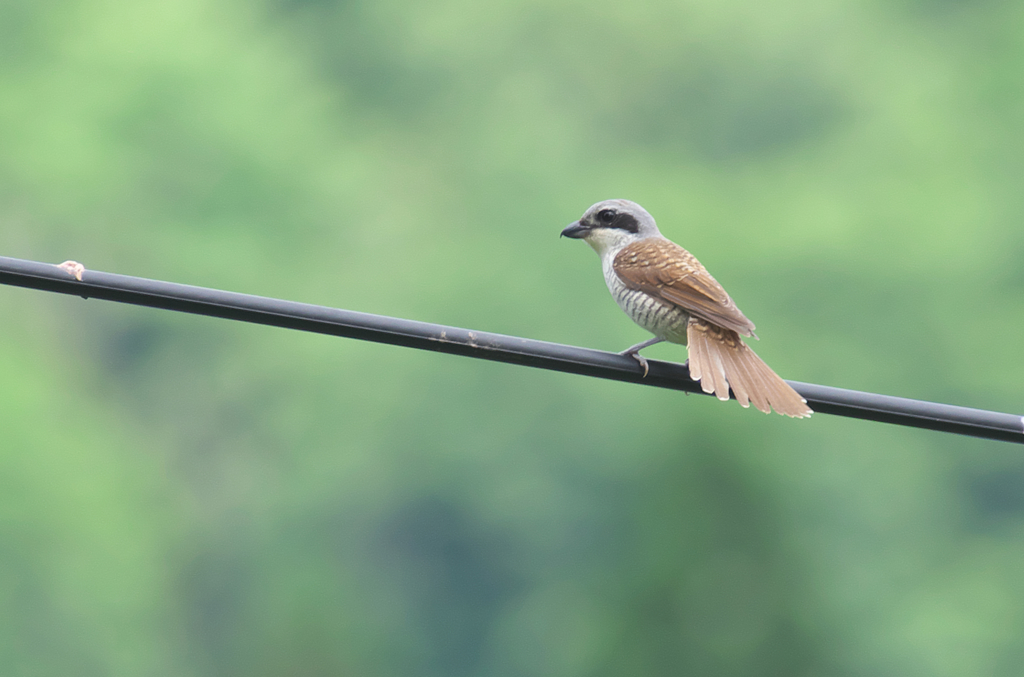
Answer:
(1, 0, 1023, 675)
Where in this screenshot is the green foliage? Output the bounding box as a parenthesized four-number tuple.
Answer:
(2, 0, 1024, 674)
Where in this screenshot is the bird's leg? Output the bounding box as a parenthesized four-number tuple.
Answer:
(619, 337, 664, 377)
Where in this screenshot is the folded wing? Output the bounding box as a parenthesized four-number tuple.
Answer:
(612, 238, 757, 337)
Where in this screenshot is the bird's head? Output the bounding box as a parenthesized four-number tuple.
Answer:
(561, 199, 661, 257)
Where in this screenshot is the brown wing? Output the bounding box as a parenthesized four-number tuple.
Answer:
(613, 238, 757, 337)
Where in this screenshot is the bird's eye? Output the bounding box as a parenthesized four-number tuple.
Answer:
(597, 209, 616, 224)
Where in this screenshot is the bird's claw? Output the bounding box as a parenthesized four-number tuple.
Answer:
(621, 351, 650, 378)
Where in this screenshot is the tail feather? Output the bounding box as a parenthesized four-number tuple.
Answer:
(717, 336, 751, 409)
(686, 318, 812, 418)
(687, 328, 705, 384)
(705, 329, 730, 402)
(724, 338, 770, 414)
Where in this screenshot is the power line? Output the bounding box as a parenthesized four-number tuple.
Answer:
(1, 254, 1021, 444)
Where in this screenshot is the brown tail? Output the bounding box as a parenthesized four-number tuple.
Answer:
(686, 318, 812, 418)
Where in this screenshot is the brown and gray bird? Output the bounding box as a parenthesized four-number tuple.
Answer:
(561, 199, 811, 418)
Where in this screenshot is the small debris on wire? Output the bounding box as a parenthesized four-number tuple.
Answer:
(58, 261, 85, 281)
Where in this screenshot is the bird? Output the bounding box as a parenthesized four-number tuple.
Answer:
(561, 199, 811, 418)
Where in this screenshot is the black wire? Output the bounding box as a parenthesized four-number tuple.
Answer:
(2, 255, 1021, 444)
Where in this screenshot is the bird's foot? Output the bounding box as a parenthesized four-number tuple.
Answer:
(618, 337, 665, 378)
(622, 351, 650, 378)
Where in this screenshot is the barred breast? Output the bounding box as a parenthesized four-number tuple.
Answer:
(603, 260, 690, 345)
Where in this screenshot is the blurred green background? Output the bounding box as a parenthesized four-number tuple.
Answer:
(2, 0, 1024, 674)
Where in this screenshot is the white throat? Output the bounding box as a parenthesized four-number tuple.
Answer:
(582, 228, 640, 262)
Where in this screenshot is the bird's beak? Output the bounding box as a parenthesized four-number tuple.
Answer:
(561, 220, 590, 239)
